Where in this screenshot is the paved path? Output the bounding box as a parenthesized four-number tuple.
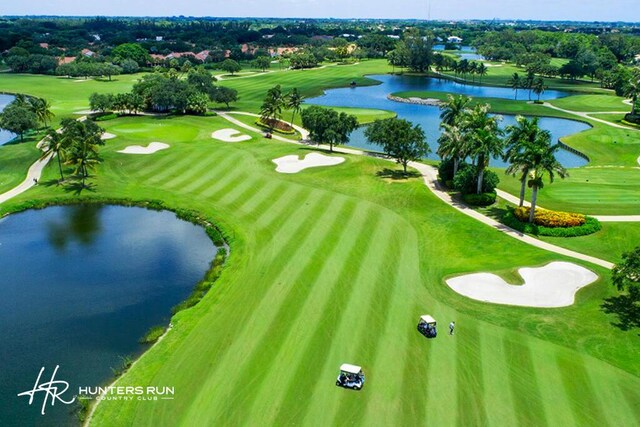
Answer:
(0, 116, 87, 206)
(217, 111, 615, 269)
(542, 102, 636, 130)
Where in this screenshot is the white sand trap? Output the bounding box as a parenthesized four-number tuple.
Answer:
(273, 153, 345, 174)
(211, 128, 251, 142)
(101, 132, 117, 140)
(74, 109, 99, 115)
(117, 142, 169, 155)
(446, 261, 598, 308)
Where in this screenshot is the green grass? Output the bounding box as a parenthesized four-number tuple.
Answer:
(549, 95, 630, 112)
(497, 167, 640, 215)
(0, 137, 41, 194)
(0, 67, 639, 426)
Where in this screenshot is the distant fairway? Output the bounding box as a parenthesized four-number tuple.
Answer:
(0, 63, 638, 426)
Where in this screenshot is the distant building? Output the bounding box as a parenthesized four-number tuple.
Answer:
(447, 36, 463, 44)
(39, 43, 49, 49)
(58, 56, 76, 65)
(92, 34, 101, 41)
(156, 36, 163, 41)
(268, 47, 299, 57)
(81, 49, 95, 57)
(387, 35, 400, 40)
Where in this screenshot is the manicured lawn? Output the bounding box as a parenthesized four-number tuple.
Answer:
(549, 94, 630, 112)
(0, 66, 639, 426)
(497, 166, 640, 215)
(0, 138, 41, 194)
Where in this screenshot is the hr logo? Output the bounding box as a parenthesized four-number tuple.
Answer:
(17, 365, 76, 415)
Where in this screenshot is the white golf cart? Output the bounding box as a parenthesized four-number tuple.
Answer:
(336, 364, 365, 390)
(417, 315, 437, 338)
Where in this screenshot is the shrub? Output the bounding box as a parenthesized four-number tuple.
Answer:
(503, 208, 601, 237)
(437, 158, 464, 183)
(453, 165, 499, 194)
(514, 206, 585, 228)
(624, 113, 640, 125)
(463, 192, 496, 206)
(255, 119, 296, 135)
(94, 113, 118, 122)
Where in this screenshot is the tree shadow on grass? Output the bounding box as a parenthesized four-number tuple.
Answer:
(375, 168, 420, 180)
(601, 294, 640, 333)
(63, 181, 97, 196)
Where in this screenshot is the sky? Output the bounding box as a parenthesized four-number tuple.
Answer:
(2, 0, 640, 22)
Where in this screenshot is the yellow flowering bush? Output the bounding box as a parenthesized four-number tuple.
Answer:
(514, 207, 586, 228)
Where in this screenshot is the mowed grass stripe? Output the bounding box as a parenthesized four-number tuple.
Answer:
(269, 209, 382, 426)
(230, 200, 360, 422)
(347, 223, 421, 426)
(479, 327, 518, 426)
(197, 169, 250, 200)
(179, 151, 243, 194)
(161, 150, 223, 190)
(556, 353, 611, 426)
(143, 151, 205, 185)
(183, 195, 346, 424)
(234, 180, 287, 218)
(215, 174, 264, 206)
(302, 213, 396, 424)
(456, 321, 488, 427)
(125, 151, 188, 181)
(503, 334, 549, 426)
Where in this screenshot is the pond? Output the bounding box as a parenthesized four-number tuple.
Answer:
(0, 94, 17, 145)
(0, 205, 219, 426)
(307, 74, 590, 168)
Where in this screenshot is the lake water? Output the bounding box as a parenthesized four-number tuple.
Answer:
(0, 205, 219, 426)
(0, 94, 17, 145)
(307, 74, 590, 168)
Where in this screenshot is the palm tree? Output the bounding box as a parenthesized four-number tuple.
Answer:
(504, 116, 550, 206)
(464, 104, 504, 194)
(533, 78, 546, 102)
(260, 85, 285, 132)
(41, 128, 69, 182)
(286, 88, 304, 127)
(527, 142, 568, 223)
(29, 98, 55, 129)
(507, 73, 521, 100)
(625, 71, 640, 116)
(437, 124, 467, 176)
(69, 140, 100, 187)
(469, 62, 478, 83)
(525, 70, 536, 101)
(477, 63, 488, 83)
(439, 94, 472, 127)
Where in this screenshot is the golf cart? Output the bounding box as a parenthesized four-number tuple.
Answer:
(336, 364, 365, 390)
(417, 315, 437, 338)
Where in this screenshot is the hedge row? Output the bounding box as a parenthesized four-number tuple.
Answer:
(255, 119, 297, 135)
(503, 208, 601, 237)
(463, 192, 497, 206)
(514, 206, 586, 228)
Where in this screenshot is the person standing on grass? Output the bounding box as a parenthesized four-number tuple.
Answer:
(449, 321, 455, 335)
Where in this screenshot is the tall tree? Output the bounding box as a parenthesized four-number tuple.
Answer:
(29, 97, 55, 128)
(504, 116, 550, 206)
(507, 73, 522, 100)
(439, 94, 472, 127)
(0, 102, 37, 142)
(286, 88, 304, 126)
(365, 118, 429, 174)
(532, 77, 546, 102)
(464, 104, 504, 194)
(301, 106, 358, 153)
(41, 128, 69, 182)
(526, 139, 569, 223)
(220, 59, 242, 75)
(612, 246, 640, 298)
(260, 85, 285, 131)
(437, 123, 467, 176)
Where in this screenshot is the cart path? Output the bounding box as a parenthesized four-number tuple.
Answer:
(217, 111, 614, 269)
(0, 116, 87, 206)
(495, 189, 640, 222)
(542, 102, 636, 130)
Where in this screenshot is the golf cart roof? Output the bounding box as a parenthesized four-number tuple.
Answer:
(340, 364, 362, 374)
(420, 315, 436, 324)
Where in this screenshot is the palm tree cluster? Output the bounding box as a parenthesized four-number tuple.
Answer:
(450, 59, 489, 84)
(507, 72, 547, 101)
(259, 85, 305, 133)
(12, 94, 55, 128)
(42, 118, 105, 188)
(437, 95, 567, 221)
(437, 95, 503, 195)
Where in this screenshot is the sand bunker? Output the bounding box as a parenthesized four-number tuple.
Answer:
(101, 132, 117, 140)
(273, 153, 345, 174)
(445, 261, 598, 308)
(117, 142, 169, 155)
(212, 128, 251, 142)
